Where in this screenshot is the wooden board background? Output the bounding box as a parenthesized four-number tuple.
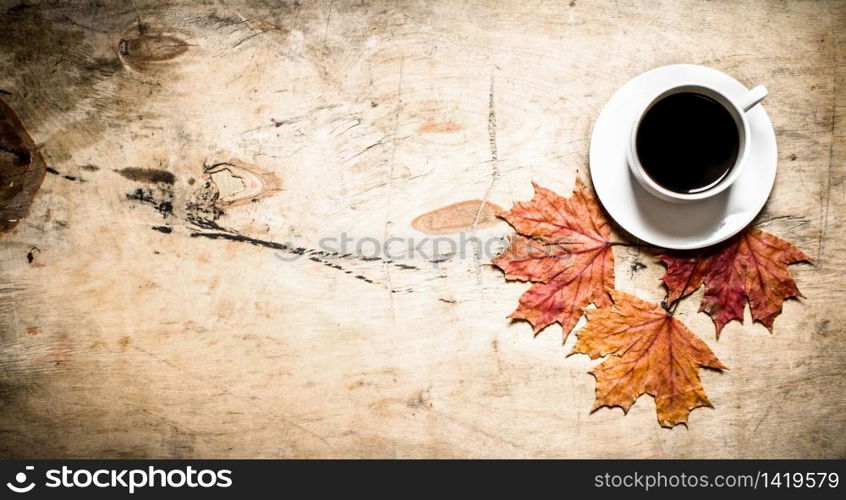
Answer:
(0, 0, 844, 458)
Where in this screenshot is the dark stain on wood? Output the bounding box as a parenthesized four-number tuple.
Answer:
(26, 246, 39, 264)
(115, 167, 176, 185)
(45, 166, 86, 182)
(814, 319, 831, 336)
(186, 178, 225, 230)
(629, 260, 647, 275)
(125, 186, 173, 218)
(412, 200, 503, 235)
(0, 98, 47, 234)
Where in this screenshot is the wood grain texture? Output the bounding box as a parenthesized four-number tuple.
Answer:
(0, 0, 843, 458)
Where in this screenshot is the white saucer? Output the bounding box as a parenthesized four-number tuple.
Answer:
(589, 64, 777, 250)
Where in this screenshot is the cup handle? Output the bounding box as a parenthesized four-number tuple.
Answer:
(740, 85, 768, 112)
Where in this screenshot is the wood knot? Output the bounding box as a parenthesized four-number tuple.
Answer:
(118, 33, 190, 69)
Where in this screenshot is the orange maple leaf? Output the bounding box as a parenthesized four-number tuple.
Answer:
(493, 179, 614, 339)
(572, 289, 726, 427)
(660, 227, 810, 336)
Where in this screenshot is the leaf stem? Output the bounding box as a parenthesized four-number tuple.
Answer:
(668, 297, 682, 317)
(666, 252, 703, 317)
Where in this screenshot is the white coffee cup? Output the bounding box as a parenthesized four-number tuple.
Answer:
(626, 83, 768, 203)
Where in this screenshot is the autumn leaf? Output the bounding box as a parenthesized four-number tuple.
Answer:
(493, 179, 614, 339)
(572, 289, 725, 427)
(660, 227, 810, 336)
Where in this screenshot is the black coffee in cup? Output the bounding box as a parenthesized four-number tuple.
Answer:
(635, 92, 740, 194)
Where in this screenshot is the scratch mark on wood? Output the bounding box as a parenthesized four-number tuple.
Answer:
(469, 73, 501, 283)
(232, 28, 276, 49)
(382, 56, 405, 323)
(817, 17, 838, 270)
(131, 345, 333, 450)
(323, 0, 334, 42)
(191, 230, 415, 287)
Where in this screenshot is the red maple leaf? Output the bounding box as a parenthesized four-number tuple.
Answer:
(492, 179, 614, 339)
(660, 227, 810, 336)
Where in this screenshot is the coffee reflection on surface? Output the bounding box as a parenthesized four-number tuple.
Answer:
(636, 92, 740, 194)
